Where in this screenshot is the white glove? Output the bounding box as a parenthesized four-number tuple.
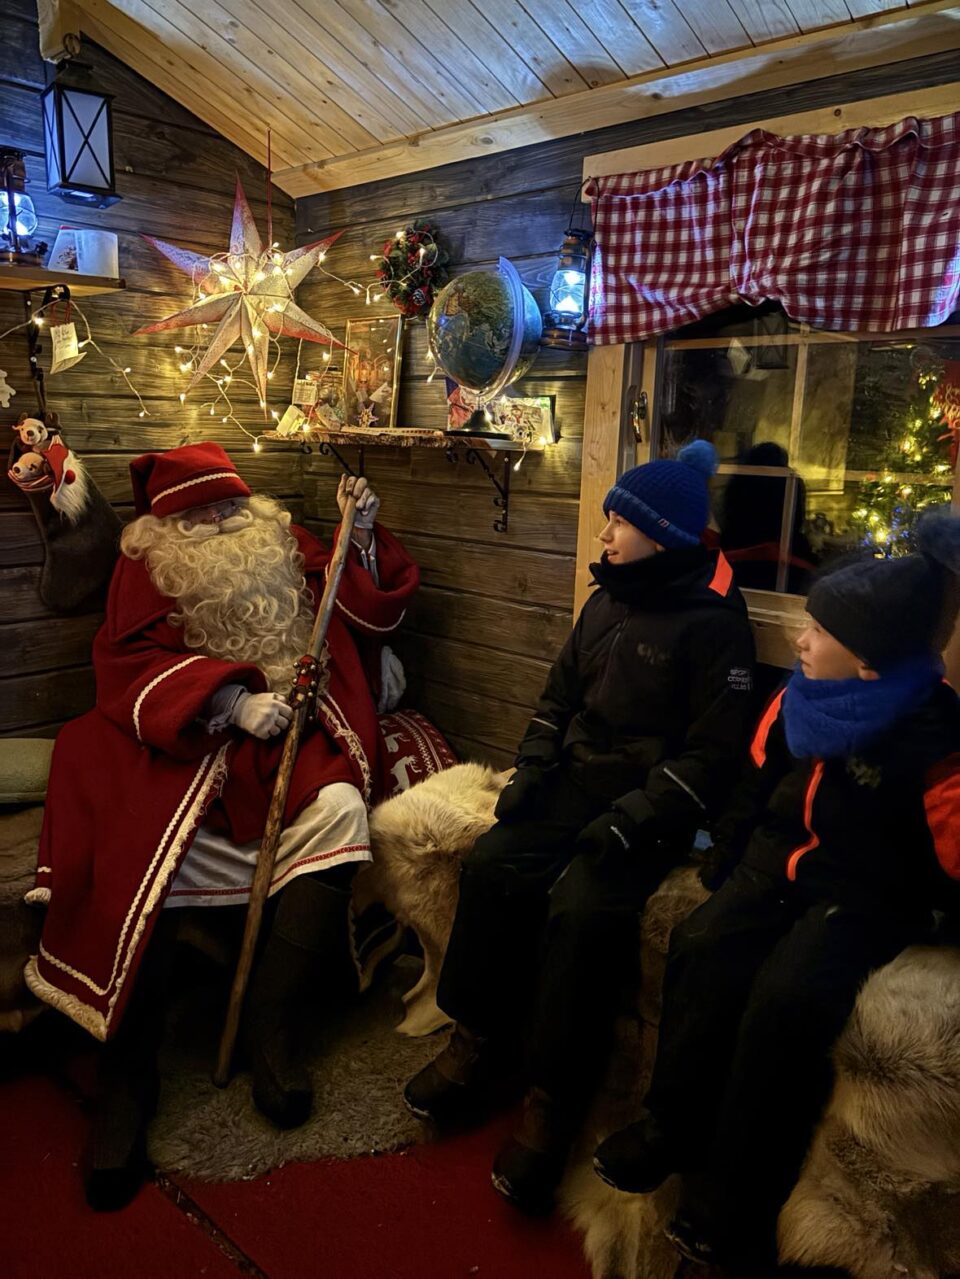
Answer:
(337, 474, 380, 530)
(378, 646, 406, 714)
(231, 690, 293, 739)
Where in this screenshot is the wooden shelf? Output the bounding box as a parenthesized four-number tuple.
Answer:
(261, 425, 547, 454)
(0, 264, 126, 297)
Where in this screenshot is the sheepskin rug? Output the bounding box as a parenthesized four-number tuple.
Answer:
(356, 761, 507, 1035)
(779, 945, 960, 1279)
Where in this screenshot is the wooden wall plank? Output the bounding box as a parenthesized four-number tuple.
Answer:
(0, 12, 300, 738)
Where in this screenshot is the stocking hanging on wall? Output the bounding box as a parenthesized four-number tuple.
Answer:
(7, 412, 121, 611)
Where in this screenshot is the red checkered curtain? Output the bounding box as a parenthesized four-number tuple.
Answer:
(585, 112, 960, 345)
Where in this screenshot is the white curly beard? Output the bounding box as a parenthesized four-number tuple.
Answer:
(120, 495, 315, 693)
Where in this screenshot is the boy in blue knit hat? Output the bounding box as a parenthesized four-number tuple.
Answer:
(405, 441, 757, 1214)
(594, 511, 960, 1274)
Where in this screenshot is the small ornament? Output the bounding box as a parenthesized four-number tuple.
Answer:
(276, 404, 307, 436)
(292, 377, 319, 406)
(49, 321, 86, 375)
(0, 368, 16, 408)
(375, 222, 449, 318)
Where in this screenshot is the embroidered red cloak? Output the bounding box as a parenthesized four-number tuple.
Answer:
(25, 523, 419, 1040)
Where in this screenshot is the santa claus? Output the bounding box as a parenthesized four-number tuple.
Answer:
(25, 441, 419, 1208)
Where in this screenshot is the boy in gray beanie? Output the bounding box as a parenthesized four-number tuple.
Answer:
(594, 510, 960, 1274)
(404, 441, 757, 1214)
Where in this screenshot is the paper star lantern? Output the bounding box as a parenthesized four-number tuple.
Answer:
(135, 179, 344, 412)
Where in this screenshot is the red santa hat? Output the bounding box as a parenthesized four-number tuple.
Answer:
(129, 442, 251, 519)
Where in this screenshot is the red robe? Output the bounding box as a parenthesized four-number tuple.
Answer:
(25, 522, 419, 1040)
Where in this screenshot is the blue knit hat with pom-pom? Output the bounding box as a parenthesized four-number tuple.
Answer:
(603, 439, 718, 549)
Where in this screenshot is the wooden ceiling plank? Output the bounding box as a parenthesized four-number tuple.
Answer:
(77, 0, 325, 164)
(236, 0, 436, 137)
(130, 0, 357, 158)
(734, 0, 801, 42)
(676, 0, 754, 53)
(417, 0, 556, 103)
(280, 0, 471, 129)
(785, 0, 854, 29)
(329, 0, 490, 121)
(515, 0, 630, 85)
(273, 3, 960, 192)
(622, 0, 710, 63)
(387, 0, 524, 110)
(176, 0, 390, 149)
(74, 3, 311, 168)
(566, 0, 666, 75)
(463, 0, 588, 96)
(846, 0, 906, 12)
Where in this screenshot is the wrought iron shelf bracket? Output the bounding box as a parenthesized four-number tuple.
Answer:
(445, 444, 511, 534)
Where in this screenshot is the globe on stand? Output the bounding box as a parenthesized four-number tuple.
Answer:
(427, 257, 542, 437)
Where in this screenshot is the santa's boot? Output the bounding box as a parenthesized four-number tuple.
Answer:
(491, 1086, 580, 1216)
(83, 912, 179, 1211)
(403, 1023, 515, 1128)
(245, 872, 352, 1129)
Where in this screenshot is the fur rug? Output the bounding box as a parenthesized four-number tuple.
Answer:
(357, 762, 507, 1036)
(149, 956, 441, 1181)
(779, 945, 960, 1279)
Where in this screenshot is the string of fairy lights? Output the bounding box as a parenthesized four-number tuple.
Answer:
(0, 296, 151, 417)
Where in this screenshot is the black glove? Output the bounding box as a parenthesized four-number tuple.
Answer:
(696, 842, 737, 893)
(577, 807, 640, 859)
(494, 765, 545, 823)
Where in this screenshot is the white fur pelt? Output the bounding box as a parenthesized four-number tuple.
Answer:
(779, 945, 960, 1279)
(360, 762, 507, 1036)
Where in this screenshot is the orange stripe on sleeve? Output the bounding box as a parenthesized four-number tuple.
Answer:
(786, 760, 824, 882)
(707, 552, 734, 597)
(924, 754, 960, 880)
(750, 688, 786, 769)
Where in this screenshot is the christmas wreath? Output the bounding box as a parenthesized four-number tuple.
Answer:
(376, 222, 450, 318)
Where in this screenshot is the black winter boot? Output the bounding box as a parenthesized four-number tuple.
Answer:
(83, 911, 179, 1211)
(244, 873, 352, 1129)
(403, 1024, 513, 1128)
(592, 1108, 676, 1193)
(491, 1086, 579, 1216)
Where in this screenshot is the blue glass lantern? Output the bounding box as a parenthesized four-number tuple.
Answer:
(41, 72, 119, 209)
(542, 228, 592, 349)
(0, 150, 41, 265)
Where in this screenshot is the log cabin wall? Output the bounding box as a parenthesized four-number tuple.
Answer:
(295, 48, 960, 769)
(0, 0, 297, 738)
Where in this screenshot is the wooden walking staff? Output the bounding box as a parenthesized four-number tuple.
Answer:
(214, 494, 359, 1087)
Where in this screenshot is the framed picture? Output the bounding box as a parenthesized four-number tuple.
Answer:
(342, 316, 403, 430)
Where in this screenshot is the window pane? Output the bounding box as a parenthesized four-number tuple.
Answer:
(656, 319, 959, 594)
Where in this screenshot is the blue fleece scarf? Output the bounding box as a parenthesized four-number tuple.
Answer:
(782, 656, 942, 759)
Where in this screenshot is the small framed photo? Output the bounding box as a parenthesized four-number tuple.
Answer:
(342, 316, 403, 430)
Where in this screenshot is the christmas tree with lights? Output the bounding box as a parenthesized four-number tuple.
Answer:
(847, 351, 956, 557)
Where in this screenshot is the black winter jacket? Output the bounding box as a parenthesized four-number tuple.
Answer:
(516, 546, 757, 841)
(711, 680, 960, 916)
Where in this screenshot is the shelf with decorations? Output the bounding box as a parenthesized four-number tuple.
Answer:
(0, 264, 125, 297)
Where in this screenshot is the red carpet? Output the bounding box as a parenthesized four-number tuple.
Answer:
(2, 1073, 591, 1279)
(183, 1111, 591, 1279)
(1, 1075, 242, 1279)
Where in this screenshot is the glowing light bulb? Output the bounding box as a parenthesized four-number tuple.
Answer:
(138, 410, 146, 418)
(253, 439, 262, 453)
(179, 393, 186, 403)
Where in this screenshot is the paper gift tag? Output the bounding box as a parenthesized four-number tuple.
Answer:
(276, 405, 307, 436)
(292, 377, 318, 406)
(49, 322, 87, 375)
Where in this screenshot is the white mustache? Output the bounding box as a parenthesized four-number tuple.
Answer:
(175, 507, 255, 539)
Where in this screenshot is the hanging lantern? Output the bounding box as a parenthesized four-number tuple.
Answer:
(41, 67, 119, 209)
(0, 150, 42, 265)
(541, 227, 592, 349)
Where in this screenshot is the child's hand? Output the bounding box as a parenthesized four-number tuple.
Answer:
(577, 808, 639, 859)
(494, 765, 545, 823)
